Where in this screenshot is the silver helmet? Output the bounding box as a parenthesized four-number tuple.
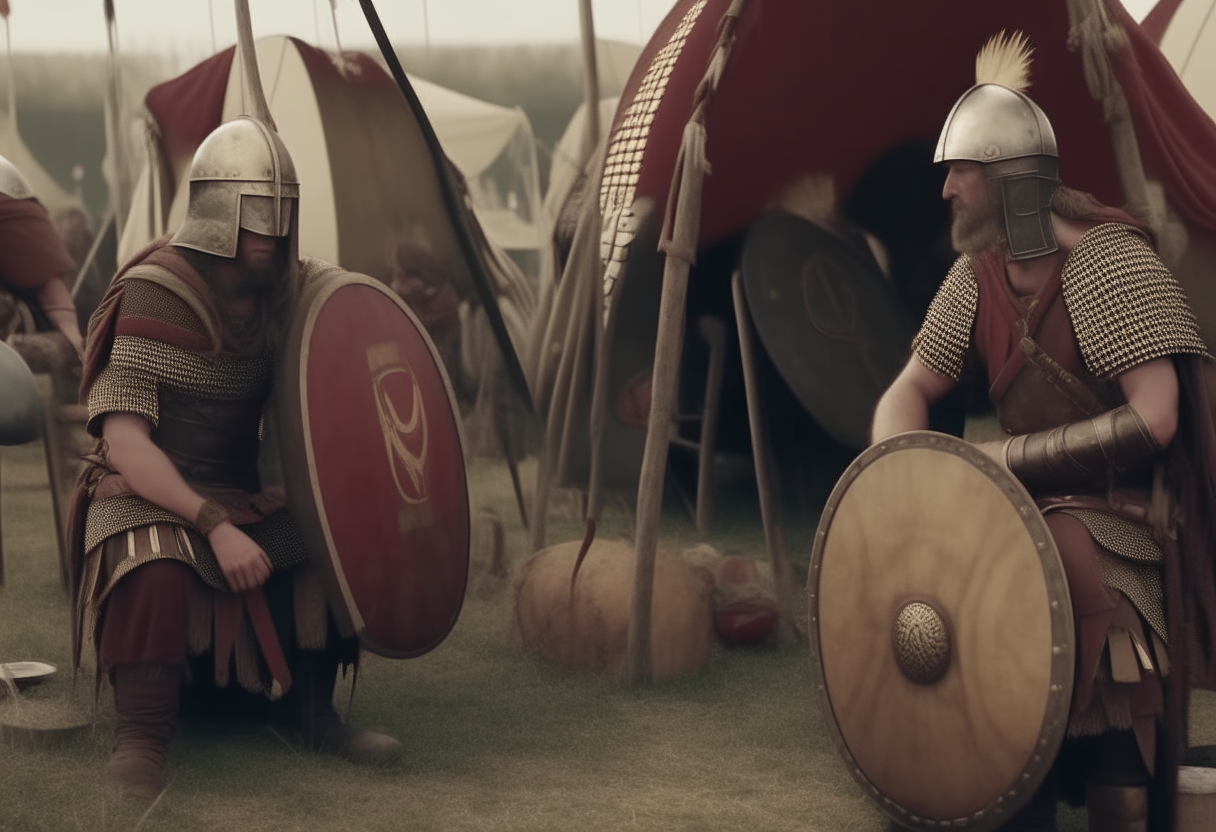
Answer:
(0, 153, 36, 200)
(172, 116, 300, 259)
(934, 83, 1060, 260)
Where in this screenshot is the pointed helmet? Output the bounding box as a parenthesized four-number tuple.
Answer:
(172, 116, 300, 259)
(0, 153, 36, 200)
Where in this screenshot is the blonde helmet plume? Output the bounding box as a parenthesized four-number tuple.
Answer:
(975, 29, 1034, 92)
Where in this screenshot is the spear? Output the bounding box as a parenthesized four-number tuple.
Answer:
(103, 0, 132, 237)
(234, 0, 277, 130)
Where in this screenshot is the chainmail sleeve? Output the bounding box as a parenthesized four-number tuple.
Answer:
(86, 364, 160, 436)
(1062, 223, 1210, 380)
(911, 256, 978, 381)
(84, 277, 210, 436)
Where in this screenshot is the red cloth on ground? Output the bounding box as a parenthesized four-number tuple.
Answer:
(0, 195, 77, 291)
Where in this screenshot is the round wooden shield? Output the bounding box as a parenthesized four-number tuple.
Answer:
(0, 339, 41, 446)
(741, 213, 913, 450)
(809, 432, 1074, 831)
(276, 265, 469, 659)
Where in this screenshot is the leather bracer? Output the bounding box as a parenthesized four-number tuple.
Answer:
(1005, 404, 1163, 493)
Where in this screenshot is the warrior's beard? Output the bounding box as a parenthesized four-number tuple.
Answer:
(177, 245, 296, 352)
(950, 191, 1006, 255)
(234, 257, 284, 295)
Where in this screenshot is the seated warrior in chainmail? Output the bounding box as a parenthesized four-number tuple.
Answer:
(71, 117, 402, 800)
(871, 34, 1216, 832)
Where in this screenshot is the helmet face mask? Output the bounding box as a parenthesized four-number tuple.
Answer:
(991, 157, 1059, 259)
(239, 193, 294, 238)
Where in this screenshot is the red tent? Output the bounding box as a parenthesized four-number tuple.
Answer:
(529, 0, 1216, 677)
(535, 0, 1216, 494)
(611, 0, 1216, 260)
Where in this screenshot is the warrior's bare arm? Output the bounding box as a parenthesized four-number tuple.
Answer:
(870, 355, 958, 443)
(34, 277, 84, 361)
(102, 412, 272, 592)
(997, 357, 1180, 490)
(1117, 357, 1178, 448)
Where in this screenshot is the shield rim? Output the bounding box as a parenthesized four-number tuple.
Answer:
(808, 431, 1075, 832)
(277, 267, 470, 659)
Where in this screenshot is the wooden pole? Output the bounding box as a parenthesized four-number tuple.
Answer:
(234, 0, 277, 130)
(577, 0, 611, 524)
(530, 185, 600, 552)
(693, 315, 726, 537)
(1066, 0, 1185, 264)
(624, 0, 751, 686)
(0, 448, 6, 587)
(577, 0, 601, 166)
(3, 16, 14, 130)
(102, 0, 132, 236)
(731, 272, 797, 644)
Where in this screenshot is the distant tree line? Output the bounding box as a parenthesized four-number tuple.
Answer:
(7, 43, 632, 221)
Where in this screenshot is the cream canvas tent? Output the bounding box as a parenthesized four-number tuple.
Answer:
(411, 77, 543, 257)
(119, 35, 543, 280)
(0, 113, 84, 219)
(1154, 0, 1216, 118)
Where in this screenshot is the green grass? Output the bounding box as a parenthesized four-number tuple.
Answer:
(3, 441, 1215, 830)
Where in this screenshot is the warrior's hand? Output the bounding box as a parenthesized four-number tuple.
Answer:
(208, 523, 273, 593)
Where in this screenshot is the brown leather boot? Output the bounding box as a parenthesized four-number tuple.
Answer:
(276, 651, 402, 765)
(1086, 783, 1148, 832)
(105, 664, 182, 800)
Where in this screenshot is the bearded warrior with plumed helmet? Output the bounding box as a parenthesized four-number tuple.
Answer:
(860, 31, 1216, 831)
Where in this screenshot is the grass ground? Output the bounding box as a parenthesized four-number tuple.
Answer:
(1, 439, 1214, 831)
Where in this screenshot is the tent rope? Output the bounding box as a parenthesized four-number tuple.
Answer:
(1066, 0, 1187, 265)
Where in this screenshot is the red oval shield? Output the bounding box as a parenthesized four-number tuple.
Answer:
(277, 265, 469, 658)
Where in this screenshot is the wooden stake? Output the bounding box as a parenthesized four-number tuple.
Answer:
(624, 0, 750, 686)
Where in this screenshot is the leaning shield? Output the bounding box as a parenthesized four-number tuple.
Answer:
(741, 213, 912, 450)
(276, 265, 470, 659)
(809, 432, 1074, 831)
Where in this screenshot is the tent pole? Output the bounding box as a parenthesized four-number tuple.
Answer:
(234, 0, 277, 129)
(577, 0, 611, 523)
(577, 0, 601, 165)
(104, 0, 132, 237)
(531, 198, 599, 551)
(3, 15, 13, 130)
(625, 0, 751, 686)
(731, 270, 797, 645)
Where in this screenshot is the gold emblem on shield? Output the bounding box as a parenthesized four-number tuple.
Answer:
(367, 342, 430, 507)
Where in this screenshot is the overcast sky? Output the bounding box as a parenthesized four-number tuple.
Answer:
(2, 0, 1158, 57)
(2, 0, 675, 57)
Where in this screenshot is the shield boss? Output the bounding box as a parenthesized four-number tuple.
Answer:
(809, 432, 1074, 831)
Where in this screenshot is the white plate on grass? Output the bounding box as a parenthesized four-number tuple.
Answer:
(0, 661, 57, 690)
